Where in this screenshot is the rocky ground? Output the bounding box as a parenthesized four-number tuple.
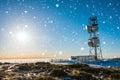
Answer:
(0, 62, 120, 80)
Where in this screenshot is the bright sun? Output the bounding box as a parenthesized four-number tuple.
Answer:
(16, 32, 28, 42)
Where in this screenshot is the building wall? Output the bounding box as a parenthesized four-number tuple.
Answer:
(71, 55, 95, 63)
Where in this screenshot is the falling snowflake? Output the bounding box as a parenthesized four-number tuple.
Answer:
(24, 25, 28, 28)
(117, 27, 119, 30)
(5, 11, 9, 13)
(44, 24, 47, 27)
(109, 3, 112, 6)
(115, 14, 118, 17)
(56, 4, 59, 7)
(102, 21, 106, 24)
(82, 24, 85, 26)
(109, 16, 112, 19)
(59, 51, 63, 55)
(24, 10, 28, 14)
(33, 16, 36, 19)
(71, 39, 75, 42)
(48, 20, 54, 23)
(9, 31, 13, 34)
(74, 7, 77, 10)
(103, 41, 106, 44)
(92, 13, 95, 15)
(47, 6, 50, 9)
(80, 47, 84, 51)
(86, 4, 89, 8)
(1, 28, 5, 31)
(112, 42, 114, 44)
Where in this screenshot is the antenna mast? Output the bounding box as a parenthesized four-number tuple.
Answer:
(86, 16, 103, 60)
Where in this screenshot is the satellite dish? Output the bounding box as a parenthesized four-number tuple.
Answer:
(88, 39, 93, 47)
(92, 37, 100, 47)
(88, 41, 93, 47)
(87, 24, 98, 33)
(91, 25, 98, 32)
(88, 38, 99, 47)
(87, 25, 92, 33)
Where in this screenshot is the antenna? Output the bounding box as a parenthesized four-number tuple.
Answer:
(86, 16, 103, 60)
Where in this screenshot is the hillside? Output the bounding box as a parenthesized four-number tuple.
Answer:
(0, 62, 120, 80)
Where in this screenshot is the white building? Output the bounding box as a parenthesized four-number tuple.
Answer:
(71, 55, 95, 63)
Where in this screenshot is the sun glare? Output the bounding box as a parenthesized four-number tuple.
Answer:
(16, 32, 28, 42)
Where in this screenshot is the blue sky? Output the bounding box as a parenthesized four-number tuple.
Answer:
(0, 0, 120, 58)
